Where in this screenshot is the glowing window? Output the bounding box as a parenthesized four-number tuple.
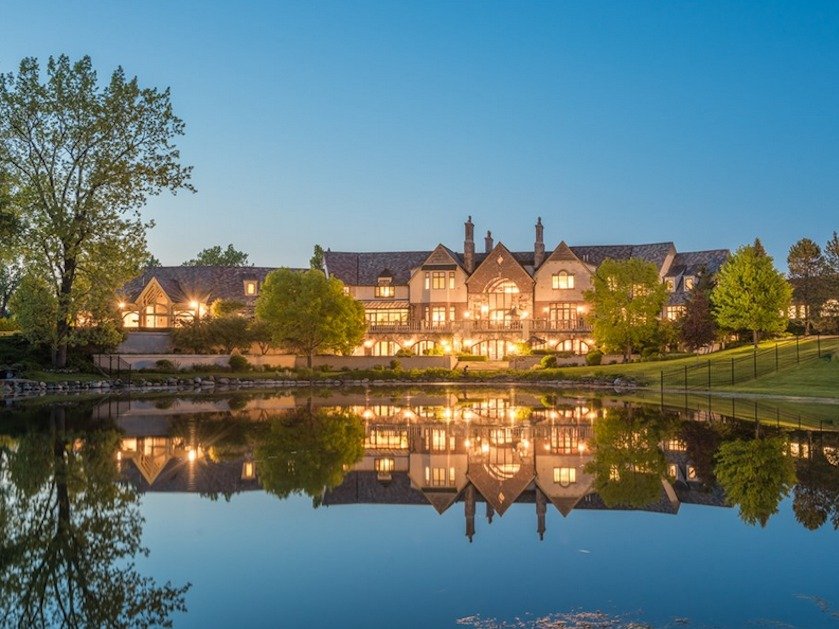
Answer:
(552, 271, 575, 289)
(553, 467, 577, 486)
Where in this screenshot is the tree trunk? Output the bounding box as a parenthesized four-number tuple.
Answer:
(752, 328, 759, 348)
(306, 353, 312, 369)
(53, 257, 77, 368)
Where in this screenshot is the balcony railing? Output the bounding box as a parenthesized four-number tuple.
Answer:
(365, 319, 591, 334)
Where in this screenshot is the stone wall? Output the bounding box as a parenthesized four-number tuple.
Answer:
(98, 353, 455, 371)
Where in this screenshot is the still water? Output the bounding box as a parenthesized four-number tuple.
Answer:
(1, 388, 837, 628)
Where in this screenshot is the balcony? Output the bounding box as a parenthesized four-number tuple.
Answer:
(529, 319, 592, 333)
(365, 318, 592, 334)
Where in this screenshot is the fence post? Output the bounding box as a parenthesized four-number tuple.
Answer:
(660, 370, 664, 402)
(753, 350, 757, 379)
(109, 355, 113, 374)
(817, 335, 821, 358)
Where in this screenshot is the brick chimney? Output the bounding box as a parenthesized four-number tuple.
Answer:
(534, 216, 545, 268)
(464, 216, 475, 273)
(485, 230, 494, 253)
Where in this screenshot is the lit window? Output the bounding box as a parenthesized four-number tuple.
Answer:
(431, 429, 448, 451)
(449, 271, 456, 289)
(375, 457, 395, 473)
(424, 272, 430, 290)
(683, 276, 695, 291)
(244, 280, 258, 296)
(665, 306, 685, 320)
(242, 461, 255, 480)
(553, 467, 577, 486)
(430, 307, 447, 324)
(663, 439, 687, 452)
(667, 463, 678, 478)
(686, 465, 698, 480)
(664, 277, 676, 292)
(375, 285, 395, 298)
(431, 271, 447, 289)
(552, 270, 575, 289)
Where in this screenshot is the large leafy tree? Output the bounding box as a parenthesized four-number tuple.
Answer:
(715, 435, 796, 527)
(182, 244, 250, 266)
(711, 239, 792, 346)
(584, 258, 668, 360)
(0, 55, 192, 366)
(255, 268, 366, 367)
(0, 407, 189, 626)
(786, 237, 827, 334)
(585, 406, 675, 508)
(253, 404, 365, 505)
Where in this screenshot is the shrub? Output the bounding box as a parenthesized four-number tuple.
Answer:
(389, 359, 402, 371)
(586, 351, 603, 366)
(540, 355, 557, 369)
(229, 354, 250, 371)
(0, 317, 20, 332)
(394, 348, 413, 357)
(154, 359, 178, 373)
(456, 354, 488, 361)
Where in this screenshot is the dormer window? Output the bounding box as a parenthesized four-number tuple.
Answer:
(376, 273, 395, 298)
(664, 277, 676, 292)
(552, 270, 575, 289)
(244, 280, 258, 296)
(683, 276, 695, 291)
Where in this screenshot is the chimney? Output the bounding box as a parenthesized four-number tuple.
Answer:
(464, 216, 475, 273)
(534, 216, 545, 268)
(484, 230, 494, 253)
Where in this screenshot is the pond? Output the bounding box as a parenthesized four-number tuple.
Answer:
(1, 388, 837, 628)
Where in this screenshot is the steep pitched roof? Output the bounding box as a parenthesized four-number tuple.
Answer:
(121, 266, 283, 304)
(324, 251, 430, 285)
(666, 249, 730, 277)
(570, 242, 675, 270)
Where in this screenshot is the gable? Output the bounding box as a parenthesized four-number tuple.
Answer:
(421, 244, 463, 269)
(466, 242, 535, 293)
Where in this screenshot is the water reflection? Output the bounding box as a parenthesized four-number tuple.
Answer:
(6, 390, 830, 537)
(0, 404, 189, 627)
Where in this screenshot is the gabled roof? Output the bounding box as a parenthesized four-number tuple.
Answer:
(324, 251, 430, 285)
(570, 242, 675, 270)
(418, 244, 465, 272)
(121, 266, 283, 304)
(423, 488, 463, 514)
(467, 457, 535, 516)
(666, 249, 730, 277)
(466, 242, 536, 289)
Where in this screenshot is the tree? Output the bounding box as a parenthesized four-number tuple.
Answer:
(0, 253, 23, 317)
(144, 253, 162, 267)
(0, 407, 189, 626)
(255, 269, 366, 367)
(310, 244, 326, 271)
(711, 239, 792, 346)
(792, 438, 839, 531)
(0, 55, 192, 366)
(787, 238, 827, 334)
(253, 404, 365, 505)
(715, 435, 796, 527)
(203, 315, 252, 353)
(182, 244, 250, 266)
(679, 270, 718, 350)
(584, 406, 675, 508)
(583, 258, 668, 360)
(825, 231, 839, 276)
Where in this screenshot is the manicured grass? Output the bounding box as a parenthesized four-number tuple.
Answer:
(714, 356, 839, 398)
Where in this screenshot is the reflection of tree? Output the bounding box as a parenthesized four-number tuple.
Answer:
(715, 435, 796, 527)
(793, 439, 839, 531)
(585, 406, 674, 507)
(0, 407, 189, 627)
(253, 404, 364, 505)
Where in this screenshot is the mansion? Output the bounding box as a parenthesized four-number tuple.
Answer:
(118, 217, 728, 358)
(324, 217, 728, 358)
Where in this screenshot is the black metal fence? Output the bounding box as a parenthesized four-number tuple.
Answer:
(660, 335, 838, 393)
(94, 354, 133, 384)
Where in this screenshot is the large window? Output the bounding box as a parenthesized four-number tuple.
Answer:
(549, 302, 577, 324)
(553, 467, 577, 486)
(375, 285, 395, 298)
(552, 270, 575, 289)
(365, 310, 408, 326)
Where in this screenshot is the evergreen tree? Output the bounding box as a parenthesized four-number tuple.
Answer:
(786, 237, 827, 334)
(711, 239, 792, 346)
(182, 244, 250, 266)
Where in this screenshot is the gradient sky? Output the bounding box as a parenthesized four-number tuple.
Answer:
(2, 1, 838, 269)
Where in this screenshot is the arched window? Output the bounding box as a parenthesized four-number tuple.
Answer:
(552, 270, 575, 289)
(372, 340, 397, 356)
(413, 340, 437, 355)
(486, 279, 519, 323)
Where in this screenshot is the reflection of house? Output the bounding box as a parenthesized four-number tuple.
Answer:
(118, 266, 285, 329)
(325, 217, 729, 357)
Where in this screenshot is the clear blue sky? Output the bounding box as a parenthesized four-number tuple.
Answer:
(2, 1, 838, 268)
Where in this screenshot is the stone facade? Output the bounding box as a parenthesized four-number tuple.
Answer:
(325, 217, 729, 358)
